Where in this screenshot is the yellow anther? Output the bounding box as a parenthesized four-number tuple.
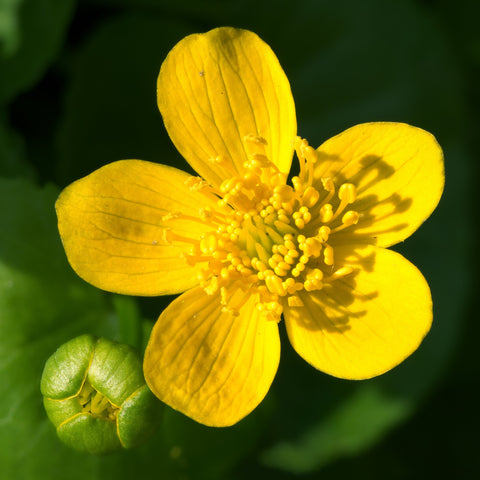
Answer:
(265, 274, 287, 296)
(287, 248, 299, 258)
(231, 256, 242, 267)
(305, 145, 318, 164)
(321, 177, 335, 192)
(306, 268, 323, 280)
(325, 266, 355, 281)
(302, 186, 320, 208)
(291, 268, 301, 277)
(338, 183, 357, 204)
(199, 233, 218, 254)
(319, 203, 333, 223)
(184, 176, 204, 189)
(294, 217, 305, 229)
(277, 261, 291, 271)
(300, 207, 312, 224)
(288, 295, 304, 307)
(304, 237, 322, 257)
(221, 306, 240, 316)
(285, 239, 296, 251)
(292, 176, 302, 193)
(266, 301, 283, 314)
(220, 177, 237, 193)
(220, 268, 230, 280)
(240, 254, 251, 267)
(323, 244, 334, 266)
(244, 133, 268, 145)
(271, 172, 287, 187)
(250, 153, 271, 167)
(204, 276, 219, 295)
(252, 258, 267, 271)
(238, 265, 253, 277)
(268, 257, 278, 269)
(304, 268, 324, 292)
(199, 207, 213, 220)
(274, 185, 295, 202)
(330, 210, 360, 233)
(271, 253, 283, 264)
(274, 266, 288, 277)
(342, 210, 359, 226)
(284, 254, 296, 264)
(295, 262, 306, 272)
(317, 225, 331, 242)
(162, 211, 181, 221)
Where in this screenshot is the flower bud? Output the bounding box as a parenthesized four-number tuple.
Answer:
(41, 334, 162, 454)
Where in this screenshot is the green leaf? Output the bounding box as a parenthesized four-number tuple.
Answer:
(0, 178, 112, 477)
(261, 385, 411, 473)
(161, 402, 272, 480)
(0, 0, 22, 58)
(0, 0, 76, 103)
(112, 295, 143, 350)
(0, 118, 32, 178)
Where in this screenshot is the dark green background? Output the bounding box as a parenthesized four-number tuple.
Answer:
(0, 0, 476, 478)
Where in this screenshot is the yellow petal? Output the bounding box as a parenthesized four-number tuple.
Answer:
(284, 246, 432, 379)
(144, 286, 280, 427)
(56, 160, 219, 296)
(314, 122, 444, 247)
(157, 27, 296, 186)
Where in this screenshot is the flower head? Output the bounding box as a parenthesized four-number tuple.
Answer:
(56, 27, 444, 427)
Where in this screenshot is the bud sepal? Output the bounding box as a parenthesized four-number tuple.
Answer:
(41, 334, 162, 454)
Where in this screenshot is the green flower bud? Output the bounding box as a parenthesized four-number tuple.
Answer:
(41, 334, 162, 454)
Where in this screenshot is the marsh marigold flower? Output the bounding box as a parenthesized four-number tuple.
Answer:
(56, 27, 444, 427)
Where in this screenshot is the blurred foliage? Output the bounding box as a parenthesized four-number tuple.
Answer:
(0, 0, 477, 479)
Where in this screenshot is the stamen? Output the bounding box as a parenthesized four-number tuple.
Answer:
(244, 134, 268, 145)
(323, 244, 334, 266)
(330, 183, 357, 221)
(171, 135, 361, 320)
(324, 266, 355, 282)
(330, 210, 360, 233)
(302, 186, 320, 208)
(208, 155, 238, 176)
(162, 211, 219, 227)
(163, 229, 198, 245)
(185, 176, 223, 198)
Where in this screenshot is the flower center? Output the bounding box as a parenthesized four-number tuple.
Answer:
(164, 135, 359, 322)
(78, 380, 119, 421)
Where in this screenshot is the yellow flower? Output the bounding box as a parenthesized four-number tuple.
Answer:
(56, 27, 444, 427)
